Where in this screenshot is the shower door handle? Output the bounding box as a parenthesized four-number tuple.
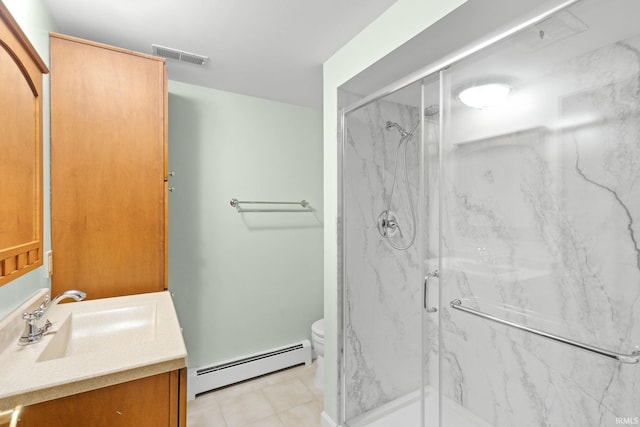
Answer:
(424, 269, 439, 313)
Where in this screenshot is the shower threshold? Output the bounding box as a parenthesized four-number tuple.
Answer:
(348, 386, 493, 427)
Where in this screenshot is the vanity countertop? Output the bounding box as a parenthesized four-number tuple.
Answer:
(0, 290, 187, 408)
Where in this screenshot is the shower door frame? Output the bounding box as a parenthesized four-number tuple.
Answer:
(339, 78, 428, 426)
(338, 1, 583, 426)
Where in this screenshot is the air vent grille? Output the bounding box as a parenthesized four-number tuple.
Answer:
(511, 11, 588, 53)
(152, 44, 208, 66)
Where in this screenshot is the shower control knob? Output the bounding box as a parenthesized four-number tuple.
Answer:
(377, 210, 399, 238)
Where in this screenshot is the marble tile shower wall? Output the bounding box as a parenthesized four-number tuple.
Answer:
(440, 36, 640, 426)
(343, 93, 423, 420)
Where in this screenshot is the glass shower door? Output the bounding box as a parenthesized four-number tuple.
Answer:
(438, 0, 640, 425)
(342, 80, 426, 427)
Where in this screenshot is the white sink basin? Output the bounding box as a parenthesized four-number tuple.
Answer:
(37, 304, 157, 362)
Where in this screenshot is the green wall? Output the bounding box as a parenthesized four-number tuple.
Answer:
(0, 0, 56, 321)
(168, 80, 324, 369)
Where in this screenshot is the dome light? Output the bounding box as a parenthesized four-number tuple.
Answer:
(457, 82, 511, 109)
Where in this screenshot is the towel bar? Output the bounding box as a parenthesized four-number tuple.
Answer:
(450, 299, 640, 364)
(229, 198, 313, 213)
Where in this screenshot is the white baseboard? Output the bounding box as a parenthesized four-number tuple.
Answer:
(321, 411, 339, 427)
(187, 340, 311, 400)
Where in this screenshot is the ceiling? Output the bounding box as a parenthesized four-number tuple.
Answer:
(43, 0, 398, 109)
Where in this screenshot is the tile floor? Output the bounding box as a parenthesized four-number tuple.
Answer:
(187, 361, 323, 427)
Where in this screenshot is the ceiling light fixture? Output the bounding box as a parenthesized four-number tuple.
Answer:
(457, 82, 512, 109)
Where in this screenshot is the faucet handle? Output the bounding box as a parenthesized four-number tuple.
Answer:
(22, 294, 53, 322)
(38, 295, 51, 311)
(42, 319, 52, 334)
(22, 310, 43, 322)
(35, 294, 51, 317)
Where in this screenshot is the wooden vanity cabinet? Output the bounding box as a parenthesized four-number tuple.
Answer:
(18, 369, 186, 427)
(50, 33, 168, 300)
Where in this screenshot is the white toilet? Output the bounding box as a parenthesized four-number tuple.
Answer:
(311, 319, 324, 390)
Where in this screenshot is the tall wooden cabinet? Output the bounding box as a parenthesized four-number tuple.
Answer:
(50, 33, 168, 299)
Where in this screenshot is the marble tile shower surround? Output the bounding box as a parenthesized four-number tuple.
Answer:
(439, 36, 640, 426)
(343, 94, 424, 420)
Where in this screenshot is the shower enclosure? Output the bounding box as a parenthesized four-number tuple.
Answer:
(340, 0, 640, 426)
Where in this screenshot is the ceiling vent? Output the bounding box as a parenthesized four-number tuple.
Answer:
(152, 44, 208, 66)
(512, 11, 588, 53)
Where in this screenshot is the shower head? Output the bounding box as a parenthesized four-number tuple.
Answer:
(424, 105, 439, 117)
(386, 107, 438, 137)
(385, 121, 399, 131)
(385, 121, 410, 137)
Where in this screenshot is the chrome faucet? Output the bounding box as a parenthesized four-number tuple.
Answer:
(18, 290, 87, 346)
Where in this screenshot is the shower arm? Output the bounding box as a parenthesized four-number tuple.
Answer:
(450, 299, 640, 364)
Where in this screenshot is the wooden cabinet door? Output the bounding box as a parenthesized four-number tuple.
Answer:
(51, 34, 167, 299)
(0, 2, 47, 286)
(18, 372, 179, 427)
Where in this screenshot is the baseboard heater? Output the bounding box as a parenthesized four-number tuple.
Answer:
(187, 340, 312, 400)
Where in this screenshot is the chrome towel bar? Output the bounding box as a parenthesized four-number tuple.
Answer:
(229, 198, 313, 213)
(450, 299, 640, 364)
